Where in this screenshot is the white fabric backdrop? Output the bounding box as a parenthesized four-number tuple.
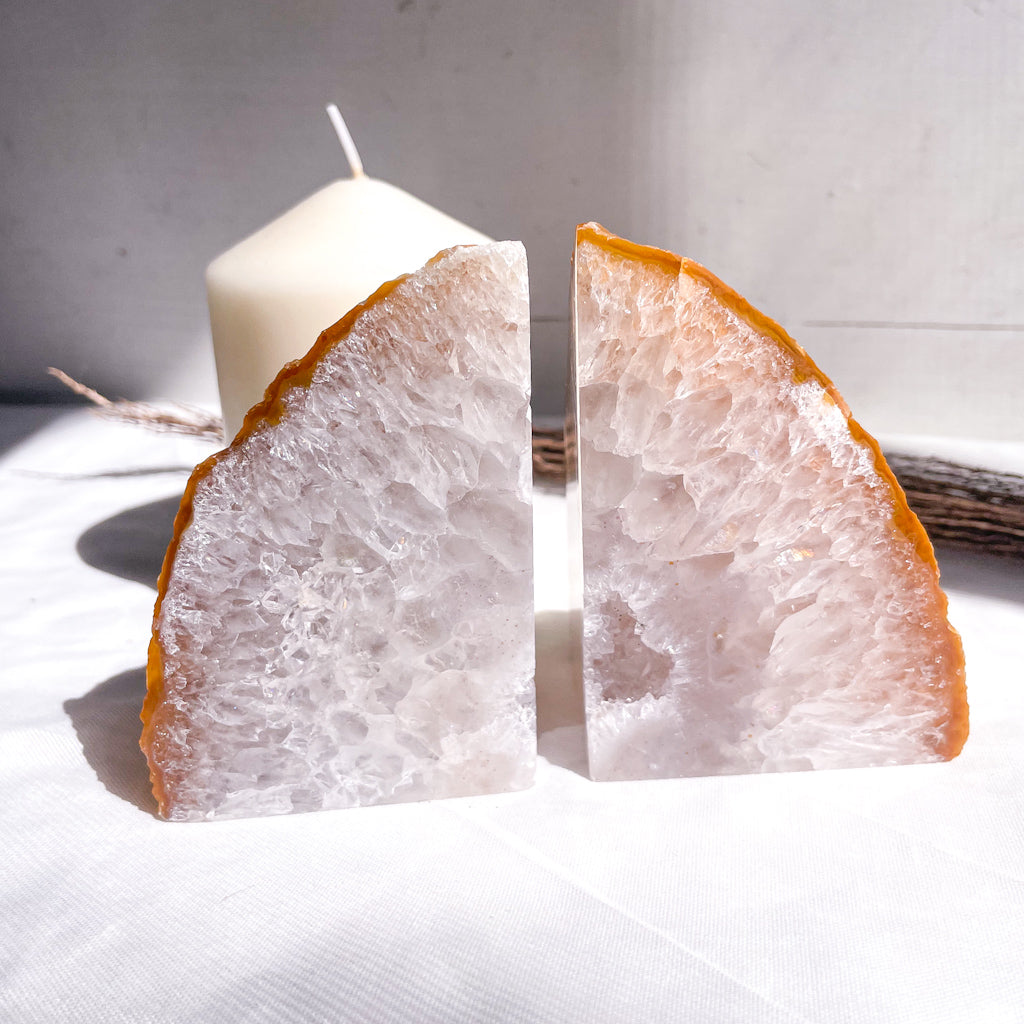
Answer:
(2, 408, 1022, 1023)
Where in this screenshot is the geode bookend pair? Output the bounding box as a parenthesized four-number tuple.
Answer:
(142, 231, 967, 822)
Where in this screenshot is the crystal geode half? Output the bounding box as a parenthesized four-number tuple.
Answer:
(568, 223, 967, 781)
(143, 243, 535, 821)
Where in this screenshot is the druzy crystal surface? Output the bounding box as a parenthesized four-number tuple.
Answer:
(145, 243, 535, 821)
(569, 226, 966, 782)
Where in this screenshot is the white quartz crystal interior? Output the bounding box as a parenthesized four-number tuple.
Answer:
(148, 242, 535, 821)
(570, 236, 964, 782)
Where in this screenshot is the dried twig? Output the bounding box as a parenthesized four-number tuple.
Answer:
(532, 426, 567, 480)
(885, 453, 1024, 558)
(48, 368, 225, 442)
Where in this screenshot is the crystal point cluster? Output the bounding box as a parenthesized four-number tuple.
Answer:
(144, 243, 535, 821)
(569, 224, 967, 781)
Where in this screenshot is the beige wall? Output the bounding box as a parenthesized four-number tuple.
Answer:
(2, 0, 1021, 437)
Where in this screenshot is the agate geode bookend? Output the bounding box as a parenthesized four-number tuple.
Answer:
(569, 223, 967, 782)
(143, 243, 535, 821)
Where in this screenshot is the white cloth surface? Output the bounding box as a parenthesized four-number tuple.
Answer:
(1, 407, 1022, 1024)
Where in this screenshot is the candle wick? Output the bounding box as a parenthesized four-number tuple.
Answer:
(325, 103, 365, 178)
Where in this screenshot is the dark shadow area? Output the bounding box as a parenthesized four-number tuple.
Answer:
(63, 666, 158, 816)
(77, 495, 181, 588)
(0, 403, 68, 457)
(535, 609, 587, 776)
(935, 544, 1024, 604)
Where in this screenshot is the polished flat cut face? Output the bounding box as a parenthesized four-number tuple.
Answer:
(569, 223, 967, 782)
(143, 242, 535, 821)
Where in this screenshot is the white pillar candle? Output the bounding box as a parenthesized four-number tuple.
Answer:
(207, 106, 492, 439)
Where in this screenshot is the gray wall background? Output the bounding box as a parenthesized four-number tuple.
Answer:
(2, 0, 1022, 436)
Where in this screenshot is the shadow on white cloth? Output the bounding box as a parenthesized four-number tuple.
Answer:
(64, 498, 179, 814)
(934, 544, 1024, 604)
(76, 494, 181, 589)
(63, 666, 158, 816)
